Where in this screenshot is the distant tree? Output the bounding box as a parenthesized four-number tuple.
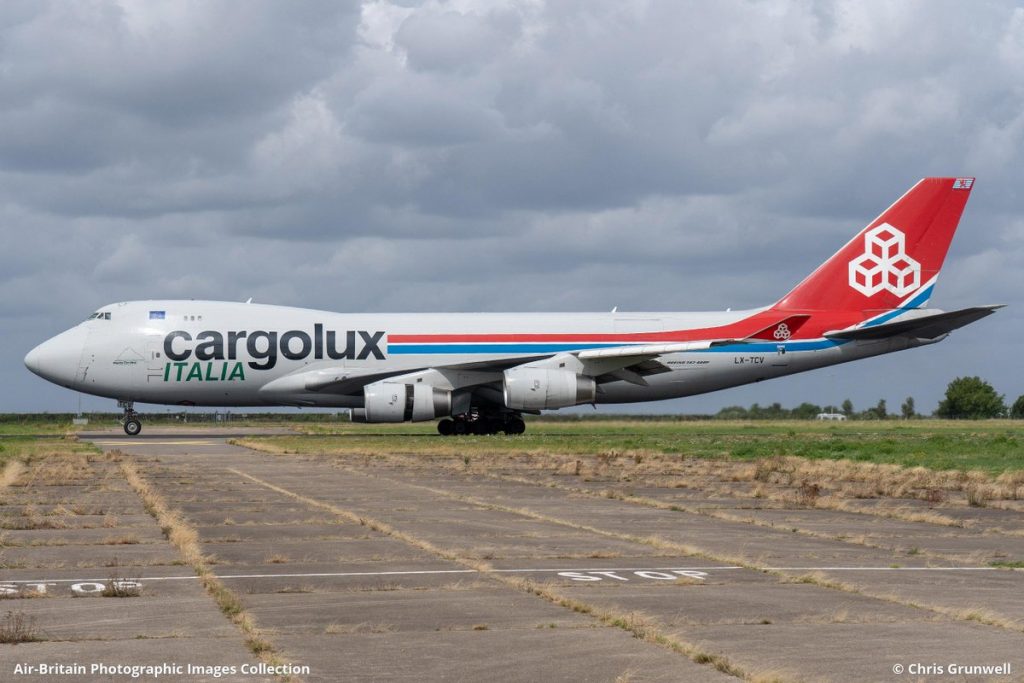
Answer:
(1011, 395, 1024, 420)
(901, 396, 916, 419)
(792, 402, 822, 420)
(716, 405, 748, 420)
(841, 399, 854, 418)
(936, 377, 1006, 419)
(861, 399, 887, 420)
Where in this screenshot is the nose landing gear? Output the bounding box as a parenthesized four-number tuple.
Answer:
(118, 400, 142, 436)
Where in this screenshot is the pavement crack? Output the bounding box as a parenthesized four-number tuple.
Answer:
(120, 458, 300, 682)
(485, 472, 967, 564)
(351, 467, 1024, 636)
(227, 466, 757, 682)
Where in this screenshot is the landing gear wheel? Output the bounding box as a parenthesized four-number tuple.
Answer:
(118, 400, 142, 436)
(452, 420, 468, 436)
(507, 417, 526, 435)
(478, 421, 500, 436)
(437, 419, 454, 436)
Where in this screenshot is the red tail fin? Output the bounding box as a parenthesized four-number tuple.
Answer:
(774, 177, 974, 312)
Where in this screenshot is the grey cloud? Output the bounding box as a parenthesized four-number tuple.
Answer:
(1, 0, 1022, 413)
(395, 8, 518, 73)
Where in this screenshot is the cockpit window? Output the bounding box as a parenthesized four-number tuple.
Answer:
(87, 312, 112, 321)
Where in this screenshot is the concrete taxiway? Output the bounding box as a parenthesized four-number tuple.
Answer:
(2, 429, 1022, 682)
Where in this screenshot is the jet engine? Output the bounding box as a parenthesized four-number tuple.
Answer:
(359, 381, 452, 423)
(502, 367, 596, 410)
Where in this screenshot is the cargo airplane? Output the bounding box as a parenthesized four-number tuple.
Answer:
(25, 177, 1000, 436)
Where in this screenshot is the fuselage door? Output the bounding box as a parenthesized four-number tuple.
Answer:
(146, 339, 164, 382)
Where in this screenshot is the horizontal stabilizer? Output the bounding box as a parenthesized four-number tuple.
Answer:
(824, 305, 1003, 341)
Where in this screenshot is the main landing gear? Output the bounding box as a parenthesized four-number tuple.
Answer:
(118, 400, 142, 436)
(437, 412, 526, 436)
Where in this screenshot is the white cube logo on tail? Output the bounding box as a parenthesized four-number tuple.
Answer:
(848, 223, 920, 297)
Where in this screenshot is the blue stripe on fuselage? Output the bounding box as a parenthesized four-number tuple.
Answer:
(701, 339, 845, 353)
(387, 342, 630, 355)
(386, 340, 848, 355)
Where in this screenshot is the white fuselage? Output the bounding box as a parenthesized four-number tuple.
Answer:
(25, 300, 926, 409)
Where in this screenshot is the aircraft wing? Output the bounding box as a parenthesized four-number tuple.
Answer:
(261, 306, 821, 401)
(824, 305, 1004, 341)
(577, 341, 716, 385)
(260, 339, 720, 400)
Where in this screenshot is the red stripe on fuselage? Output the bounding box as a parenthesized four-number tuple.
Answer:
(387, 310, 867, 344)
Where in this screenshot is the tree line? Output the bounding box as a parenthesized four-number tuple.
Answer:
(715, 376, 1024, 420)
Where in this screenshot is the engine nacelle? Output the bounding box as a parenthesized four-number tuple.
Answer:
(362, 381, 452, 423)
(503, 367, 596, 411)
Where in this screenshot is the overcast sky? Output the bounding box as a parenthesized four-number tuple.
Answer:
(3, 0, 1022, 415)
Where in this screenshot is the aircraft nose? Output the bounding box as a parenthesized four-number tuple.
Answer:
(24, 327, 86, 387)
(23, 345, 43, 375)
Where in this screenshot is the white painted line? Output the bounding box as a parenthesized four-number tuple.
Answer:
(4, 567, 735, 584)
(90, 440, 218, 446)
(763, 567, 1006, 571)
(5, 570, 476, 584)
(5, 565, 1013, 585)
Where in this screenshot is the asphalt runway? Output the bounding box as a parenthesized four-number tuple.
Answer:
(2, 430, 1022, 682)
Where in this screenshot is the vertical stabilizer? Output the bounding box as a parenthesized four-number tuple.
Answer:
(774, 177, 974, 312)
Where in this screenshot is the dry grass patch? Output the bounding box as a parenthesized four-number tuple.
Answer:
(102, 535, 141, 545)
(1, 461, 25, 488)
(0, 610, 43, 643)
(783, 572, 859, 593)
(828, 501, 965, 528)
(966, 487, 989, 508)
(101, 573, 142, 598)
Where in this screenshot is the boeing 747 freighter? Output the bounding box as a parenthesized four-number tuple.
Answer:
(25, 178, 1000, 435)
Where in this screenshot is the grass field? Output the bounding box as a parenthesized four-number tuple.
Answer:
(241, 419, 1024, 474)
(0, 437, 99, 488)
